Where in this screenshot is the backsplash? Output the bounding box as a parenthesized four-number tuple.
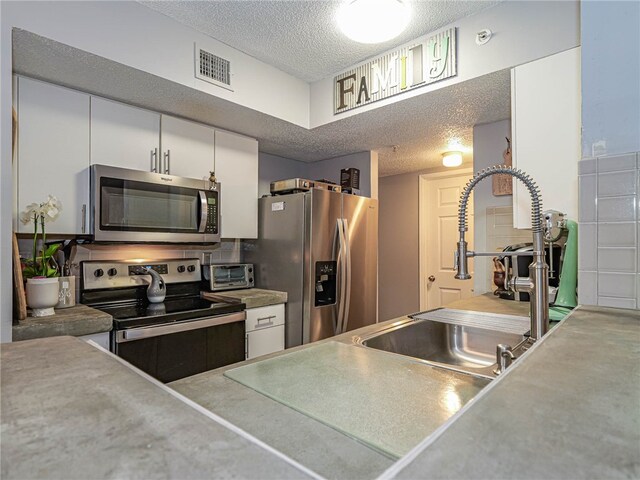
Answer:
(482, 206, 531, 294)
(17, 239, 241, 300)
(578, 152, 639, 309)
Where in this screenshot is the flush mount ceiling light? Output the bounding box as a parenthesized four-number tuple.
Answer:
(337, 0, 411, 44)
(442, 151, 463, 168)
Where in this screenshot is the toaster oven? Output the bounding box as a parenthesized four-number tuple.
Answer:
(203, 264, 254, 291)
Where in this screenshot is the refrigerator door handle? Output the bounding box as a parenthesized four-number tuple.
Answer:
(335, 218, 347, 334)
(342, 218, 352, 333)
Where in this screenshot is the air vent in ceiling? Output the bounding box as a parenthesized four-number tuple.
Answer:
(195, 44, 233, 91)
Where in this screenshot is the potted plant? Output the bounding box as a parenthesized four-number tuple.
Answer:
(20, 196, 63, 317)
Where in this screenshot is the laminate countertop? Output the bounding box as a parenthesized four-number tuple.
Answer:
(3, 298, 638, 479)
(202, 288, 287, 309)
(445, 292, 531, 316)
(0, 336, 312, 479)
(12, 304, 112, 341)
(171, 303, 640, 479)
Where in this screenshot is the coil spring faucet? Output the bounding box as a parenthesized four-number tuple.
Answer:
(454, 165, 549, 350)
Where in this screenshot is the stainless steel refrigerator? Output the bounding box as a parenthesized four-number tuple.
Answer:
(246, 189, 378, 348)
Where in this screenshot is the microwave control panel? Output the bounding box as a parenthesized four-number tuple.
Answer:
(205, 192, 218, 235)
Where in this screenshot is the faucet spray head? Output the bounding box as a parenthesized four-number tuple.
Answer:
(454, 240, 472, 280)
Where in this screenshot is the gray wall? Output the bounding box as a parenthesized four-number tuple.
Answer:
(259, 151, 375, 198)
(378, 172, 421, 321)
(578, 1, 640, 310)
(258, 153, 306, 197)
(307, 151, 374, 198)
(472, 120, 512, 294)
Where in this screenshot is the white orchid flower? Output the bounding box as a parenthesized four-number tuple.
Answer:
(19, 196, 62, 224)
(42, 195, 62, 222)
(19, 202, 43, 224)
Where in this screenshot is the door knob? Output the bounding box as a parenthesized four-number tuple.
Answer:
(428, 275, 436, 282)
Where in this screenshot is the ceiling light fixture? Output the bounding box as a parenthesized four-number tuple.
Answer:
(337, 0, 411, 44)
(442, 151, 463, 168)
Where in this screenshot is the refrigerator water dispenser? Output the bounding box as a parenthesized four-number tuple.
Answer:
(315, 261, 337, 306)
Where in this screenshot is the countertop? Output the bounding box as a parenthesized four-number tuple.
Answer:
(0, 336, 312, 479)
(445, 292, 530, 317)
(3, 297, 638, 479)
(386, 305, 640, 479)
(202, 288, 287, 309)
(12, 304, 112, 341)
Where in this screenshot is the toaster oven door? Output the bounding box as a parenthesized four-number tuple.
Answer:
(210, 265, 250, 290)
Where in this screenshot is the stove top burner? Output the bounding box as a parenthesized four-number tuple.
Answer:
(94, 295, 245, 329)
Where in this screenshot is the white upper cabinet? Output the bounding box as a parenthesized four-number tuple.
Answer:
(16, 77, 90, 235)
(511, 47, 581, 228)
(90, 97, 160, 172)
(160, 115, 215, 179)
(214, 130, 259, 239)
(15, 78, 259, 240)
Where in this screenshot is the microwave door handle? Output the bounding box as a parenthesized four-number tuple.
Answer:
(198, 191, 208, 233)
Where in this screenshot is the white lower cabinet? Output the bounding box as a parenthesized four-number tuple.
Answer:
(245, 304, 285, 360)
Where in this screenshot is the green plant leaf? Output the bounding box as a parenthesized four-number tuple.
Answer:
(43, 244, 61, 257)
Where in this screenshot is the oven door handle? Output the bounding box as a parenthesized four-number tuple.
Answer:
(116, 311, 246, 343)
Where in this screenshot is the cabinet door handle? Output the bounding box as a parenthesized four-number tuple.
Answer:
(164, 150, 170, 174)
(150, 148, 158, 172)
(81, 204, 87, 234)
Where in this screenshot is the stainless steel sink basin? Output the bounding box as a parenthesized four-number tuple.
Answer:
(356, 318, 526, 378)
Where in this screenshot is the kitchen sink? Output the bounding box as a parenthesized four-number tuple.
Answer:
(356, 317, 526, 379)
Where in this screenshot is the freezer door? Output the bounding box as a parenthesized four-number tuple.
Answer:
(249, 194, 306, 348)
(305, 189, 343, 344)
(342, 195, 378, 332)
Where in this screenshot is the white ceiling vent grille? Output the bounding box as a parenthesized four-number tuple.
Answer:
(195, 44, 233, 91)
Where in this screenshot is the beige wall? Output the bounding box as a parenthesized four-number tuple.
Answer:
(472, 119, 513, 294)
(378, 173, 420, 321)
(378, 165, 453, 321)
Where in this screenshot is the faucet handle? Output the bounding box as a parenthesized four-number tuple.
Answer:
(493, 344, 516, 375)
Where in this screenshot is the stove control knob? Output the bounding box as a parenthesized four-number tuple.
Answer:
(177, 265, 186, 273)
(187, 265, 196, 273)
(107, 268, 118, 277)
(94, 268, 104, 278)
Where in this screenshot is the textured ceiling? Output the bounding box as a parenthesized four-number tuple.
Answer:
(138, 0, 501, 82)
(13, 29, 510, 177)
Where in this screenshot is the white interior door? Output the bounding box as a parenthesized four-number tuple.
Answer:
(420, 172, 474, 309)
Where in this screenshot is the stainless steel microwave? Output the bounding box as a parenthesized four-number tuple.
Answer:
(203, 264, 254, 291)
(91, 165, 220, 243)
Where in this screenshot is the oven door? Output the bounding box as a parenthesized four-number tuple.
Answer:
(91, 164, 220, 243)
(113, 312, 245, 383)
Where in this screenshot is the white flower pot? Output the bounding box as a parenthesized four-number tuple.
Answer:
(26, 277, 59, 317)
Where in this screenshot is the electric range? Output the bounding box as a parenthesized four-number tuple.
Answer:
(81, 258, 246, 382)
